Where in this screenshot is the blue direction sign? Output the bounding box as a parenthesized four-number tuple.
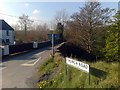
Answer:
(48, 34, 59, 58)
(48, 34, 59, 41)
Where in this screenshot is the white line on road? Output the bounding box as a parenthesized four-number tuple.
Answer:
(0, 67, 6, 70)
(21, 57, 41, 66)
(0, 63, 3, 66)
(0, 63, 6, 70)
(23, 59, 36, 64)
(21, 50, 46, 66)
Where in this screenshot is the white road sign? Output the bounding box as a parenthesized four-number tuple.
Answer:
(66, 57, 90, 73)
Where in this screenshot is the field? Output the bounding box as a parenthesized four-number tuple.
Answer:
(36, 53, 119, 88)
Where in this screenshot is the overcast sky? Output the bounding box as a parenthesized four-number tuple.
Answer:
(0, 1, 119, 26)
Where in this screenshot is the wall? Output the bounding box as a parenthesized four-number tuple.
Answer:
(0, 30, 2, 40)
(9, 30, 14, 45)
(0, 30, 2, 46)
(3, 45, 9, 55)
(0, 30, 14, 45)
(2, 39, 63, 57)
(0, 47, 2, 58)
(1, 30, 6, 44)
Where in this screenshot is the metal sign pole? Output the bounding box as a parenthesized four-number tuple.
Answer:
(65, 44, 68, 88)
(66, 57, 90, 86)
(89, 66, 90, 85)
(65, 58, 67, 76)
(65, 57, 68, 88)
(52, 34, 54, 61)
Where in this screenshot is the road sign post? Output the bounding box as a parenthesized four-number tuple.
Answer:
(89, 66, 91, 85)
(48, 33, 59, 62)
(52, 34, 54, 60)
(65, 58, 67, 75)
(66, 57, 90, 85)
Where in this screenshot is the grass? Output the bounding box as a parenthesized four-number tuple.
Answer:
(37, 53, 119, 89)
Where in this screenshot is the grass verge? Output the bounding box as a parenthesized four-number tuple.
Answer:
(37, 53, 119, 88)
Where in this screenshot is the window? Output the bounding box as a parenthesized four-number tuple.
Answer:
(0, 38, 2, 45)
(6, 31, 9, 36)
(6, 39, 9, 43)
(2, 39, 6, 45)
(2, 39, 5, 43)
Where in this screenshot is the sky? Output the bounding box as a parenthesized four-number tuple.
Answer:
(0, 0, 119, 27)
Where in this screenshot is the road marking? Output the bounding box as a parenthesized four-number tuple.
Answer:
(0, 63, 2, 66)
(21, 57, 41, 66)
(0, 63, 6, 70)
(0, 67, 6, 70)
(24, 59, 36, 64)
(21, 50, 46, 66)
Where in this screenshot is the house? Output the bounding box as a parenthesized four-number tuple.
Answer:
(0, 20, 14, 46)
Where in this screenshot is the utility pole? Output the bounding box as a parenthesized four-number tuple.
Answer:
(118, 1, 120, 11)
(24, 19, 27, 42)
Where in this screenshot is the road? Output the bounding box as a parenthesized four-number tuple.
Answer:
(0, 46, 52, 89)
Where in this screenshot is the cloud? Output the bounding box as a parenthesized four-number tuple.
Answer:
(32, 9, 40, 14)
(25, 3, 29, 7)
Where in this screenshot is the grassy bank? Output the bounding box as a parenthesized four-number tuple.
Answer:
(36, 53, 119, 88)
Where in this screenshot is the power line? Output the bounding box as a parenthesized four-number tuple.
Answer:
(0, 12, 42, 22)
(0, 12, 18, 18)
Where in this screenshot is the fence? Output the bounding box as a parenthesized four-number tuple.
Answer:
(2, 39, 63, 56)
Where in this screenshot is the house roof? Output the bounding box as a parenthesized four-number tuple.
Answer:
(0, 20, 14, 30)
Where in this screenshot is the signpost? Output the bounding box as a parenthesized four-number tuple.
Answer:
(52, 34, 54, 58)
(48, 34, 59, 60)
(48, 34, 59, 41)
(66, 57, 90, 85)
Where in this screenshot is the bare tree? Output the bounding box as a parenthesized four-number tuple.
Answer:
(12, 24, 20, 31)
(65, 1, 113, 53)
(54, 9, 69, 39)
(19, 14, 33, 42)
(13, 18, 49, 43)
(55, 9, 69, 24)
(31, 23, 49, 41)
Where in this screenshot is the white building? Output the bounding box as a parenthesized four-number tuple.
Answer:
(0, 20, 14, 46)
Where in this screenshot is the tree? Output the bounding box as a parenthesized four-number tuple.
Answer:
(34, 23, 49, 41)
(103, 11, 120, 61)
(13, 22, 49, 43)
(55, 9, 68, 24)
(54, 9, 69, 39)
(65, 1, 113, 54)
(19, 14, 33, 42)
(56, 22, 64, 39)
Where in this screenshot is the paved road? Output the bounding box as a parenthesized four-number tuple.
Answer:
(0, 46, 52, 89)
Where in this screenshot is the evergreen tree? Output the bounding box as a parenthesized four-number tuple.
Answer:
(104, 11, 120, 61)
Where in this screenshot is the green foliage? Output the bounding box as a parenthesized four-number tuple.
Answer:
(37, 58, 56, 77)
(103, 11, 120, 61)
(37, 55, 119, 88)
(104, 33, 119, 61)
